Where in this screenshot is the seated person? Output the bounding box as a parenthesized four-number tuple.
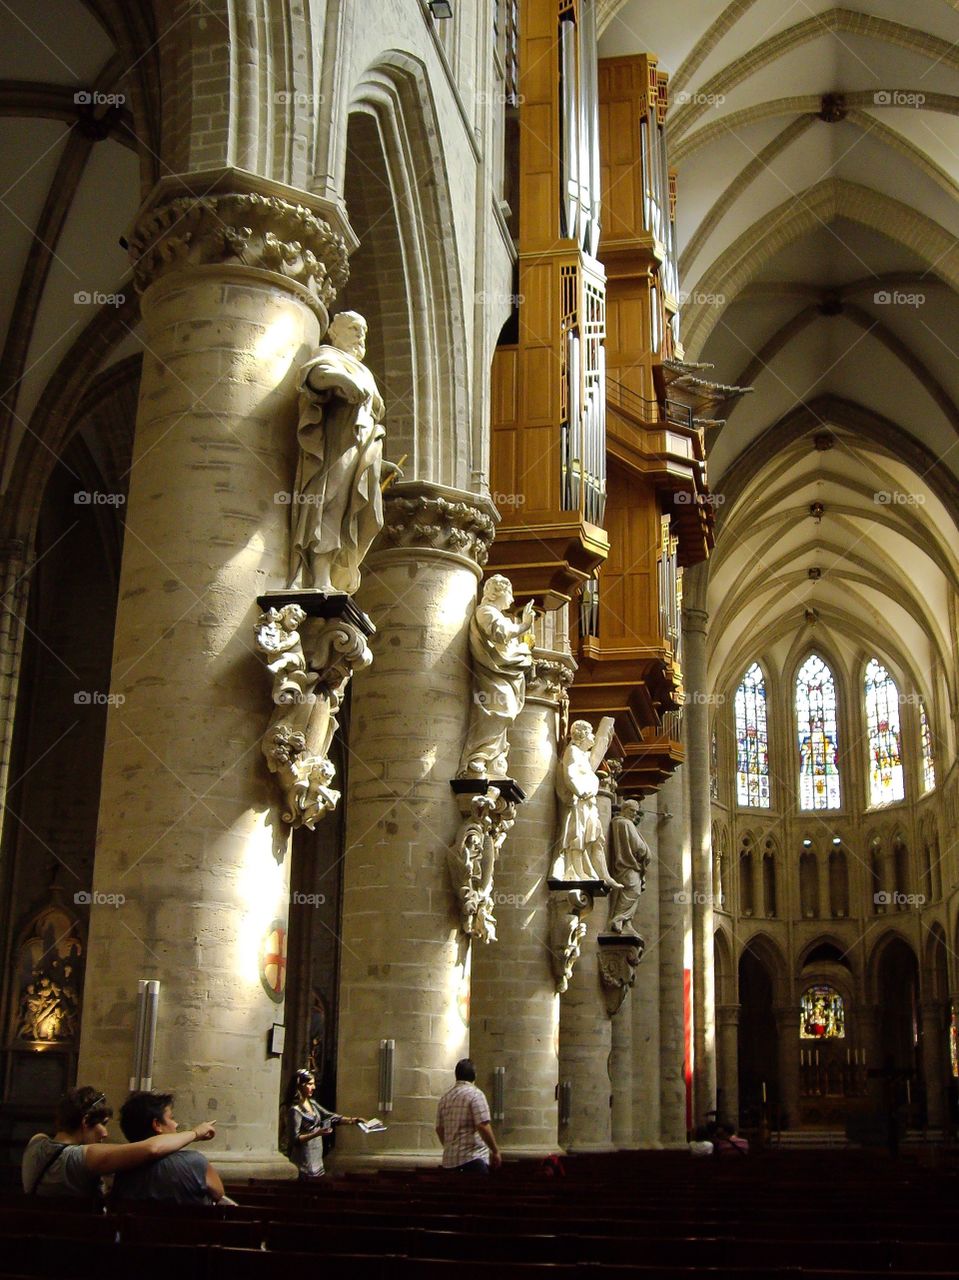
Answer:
(712, 1124, 749, 1156)
(112, 1090, 225, 1204)
(22, 1085, 216, 1198)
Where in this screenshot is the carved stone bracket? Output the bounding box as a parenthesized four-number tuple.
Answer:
(448, 779, 525, 943)
(597, 934, 645, 1016)
(255, 591, 374, 829)
(129, 176, 350, 315)
(378, 484, 496, 571)
(548, 887, 596, 994)
(526, 651, 576, 702)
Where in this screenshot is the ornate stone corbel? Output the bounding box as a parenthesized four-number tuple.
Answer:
(598, 937, 645, 1016)
(548, 888, 593, 993)
(379, 489, 495, 570)
(447, 785, 518, 943)
(255, 593, 373, 829)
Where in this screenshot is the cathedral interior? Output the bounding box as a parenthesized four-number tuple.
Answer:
(2, 0, 959, 1218)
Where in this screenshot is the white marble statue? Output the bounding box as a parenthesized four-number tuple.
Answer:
(607, 799, 650, 933)
(457, 574, 535, 779)
(288, 311, 402, 594)
(551, 716, 620, 886)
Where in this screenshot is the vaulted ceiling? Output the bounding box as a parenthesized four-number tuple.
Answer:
(601, 1, 959, 749)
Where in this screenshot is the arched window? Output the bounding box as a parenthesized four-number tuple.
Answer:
(799, 846, 819, 918)
(739, 835, 755, 916)
(864, 658, 904, 805)
(800, 985, 845, 1039)
(828, 847, 849, 918)
(920, 701, 936, 794)
(735, 662, 769, 808)
(796, 655, 841, 810)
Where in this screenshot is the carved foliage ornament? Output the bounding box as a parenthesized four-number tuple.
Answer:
(549, 889, 593, 993)
(448, 788, 517, 944)
(255, 603, 372, 829)
(129, 192, 350, 311)
(381, 494, 495, 569)
(598, 941, 644, 1016)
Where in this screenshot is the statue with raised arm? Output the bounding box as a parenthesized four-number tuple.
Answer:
(551, 716, 620, 886)
(457, 574, 535, 779)
(288, 311, 402, 594)
(607, 799, 650, 933)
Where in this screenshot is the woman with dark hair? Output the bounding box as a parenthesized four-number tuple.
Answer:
(22, 1085, 216, 1198)
(283, 1068, 365, 1181)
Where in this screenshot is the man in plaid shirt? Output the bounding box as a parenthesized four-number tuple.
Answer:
(435, 1059, 502, 1173)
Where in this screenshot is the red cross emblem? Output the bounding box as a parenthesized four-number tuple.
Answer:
(260, 922, 287, 1003)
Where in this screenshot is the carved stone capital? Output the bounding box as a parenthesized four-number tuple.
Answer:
(376, 482, 496, 571)
(597, 937, 644, 1016)
(254, 594, 374, 829)
(549, 888, 593, 994)
(526, 650, 576, 701)
(129, 171, 351, 316)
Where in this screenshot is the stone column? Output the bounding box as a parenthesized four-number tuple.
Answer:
(920, 1001, 946, 1129)
(683, 605, 716, 1127)
(332, 482, 496, 1165)
(658, 766, 690, 1145)
(77, 173, 351, 1175)
(469, 653, 573, 1155)
(774, 1005, 800, 1130)
(631, 804, 661, 1146)
(716, 1003, 740, 1126)
(609, 995, 632, 1146)
(558, 887, 613, 1152)
(0, 540, 29, 856)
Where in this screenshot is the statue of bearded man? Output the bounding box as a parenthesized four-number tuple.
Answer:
(288, 311, 402, 594)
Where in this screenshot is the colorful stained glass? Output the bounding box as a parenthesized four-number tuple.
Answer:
(950, 1003, 958, 1078)
(710, 727, 719, 800)
(920, 701, 936, 794)
(735, 662, 769, 808)
(796, 655, 841, 810)
(800, 985, 845, 1039)
(864, 659, 904, 806)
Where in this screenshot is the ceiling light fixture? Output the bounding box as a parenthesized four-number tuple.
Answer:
(809, 502, 825, 522)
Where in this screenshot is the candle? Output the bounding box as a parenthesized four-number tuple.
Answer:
(846, 1048, 850, 1065)
(762, 1081, 767, 1102)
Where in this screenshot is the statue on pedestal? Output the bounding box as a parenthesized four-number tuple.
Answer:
(288, 311, 402, 594)
(606, 799, 650, 934)
(551, 717, 620, 886)
(457, 574, 535, 779)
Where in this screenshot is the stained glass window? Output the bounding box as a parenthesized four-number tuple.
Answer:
(951, 1003, 958, 1078)
(865, 659, 904, 806)
(796, 655, 840, 810)
(920, 701, 936, 794)
(800, 985, 845, 1039)
(735, 663, 769, 808)
(710, 727, 719, 800)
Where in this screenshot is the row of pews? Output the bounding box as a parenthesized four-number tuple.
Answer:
(0, 1147, 958, 1279)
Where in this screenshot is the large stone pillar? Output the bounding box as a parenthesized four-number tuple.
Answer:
(630, 803, 661, 1146)
(683, 604, 716, 1126)
(556, 779, 616, 1152)
(332, 482, 496, 1164)
(920, 1001, 946, 1129)
(775, 1005, 800, 1130)
(77, 174, 351, 1174)
(469, 653, 572, 1155)
(716, 1003, 740, 1127)
(658, 767, 690, 1144)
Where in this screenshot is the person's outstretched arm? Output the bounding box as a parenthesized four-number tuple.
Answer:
(84, 1122, 216, 1174)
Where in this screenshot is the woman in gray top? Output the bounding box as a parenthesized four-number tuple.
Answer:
(22, 1085, 216, 1198)
(284, 1068, 365, 1180)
